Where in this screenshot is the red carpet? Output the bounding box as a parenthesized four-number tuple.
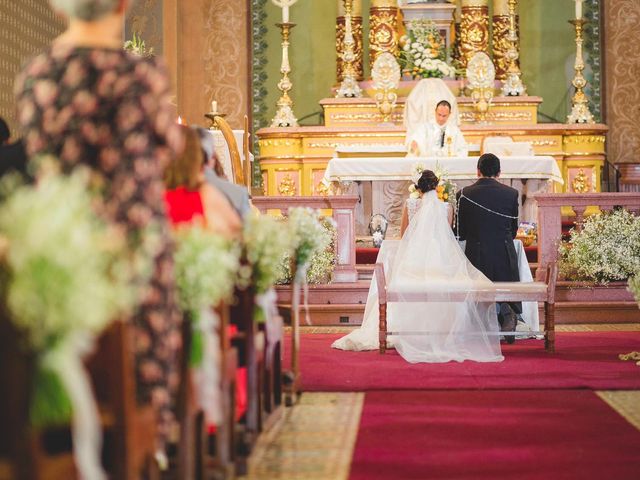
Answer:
(350, 390, 640, 480)
(284, 332, 640, 391)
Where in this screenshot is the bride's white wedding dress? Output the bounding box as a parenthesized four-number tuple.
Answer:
(332, 190, 504, 363)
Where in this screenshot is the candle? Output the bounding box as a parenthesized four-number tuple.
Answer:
(283, 5, 289, 23)
(575, 0, 583, 19)
(211, 100, 217, 113)
(177, 115, 183, 125)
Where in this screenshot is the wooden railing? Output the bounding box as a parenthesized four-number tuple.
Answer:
(252, 195, 360, 283)
(533, 193, 640, 281)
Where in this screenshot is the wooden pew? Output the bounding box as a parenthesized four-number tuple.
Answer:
(376, 261, 558, 353)
(86, 320, 160, 480)
(229, 286, 265, 475)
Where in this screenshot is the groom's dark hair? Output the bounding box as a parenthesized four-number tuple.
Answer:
(478, 153, 501, 178)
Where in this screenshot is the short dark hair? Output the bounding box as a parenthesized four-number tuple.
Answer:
(0, 117, 10, 144)
(477, 153, 501, 177)
(436, 100, 451, 111)
(416, 169, 439, 193)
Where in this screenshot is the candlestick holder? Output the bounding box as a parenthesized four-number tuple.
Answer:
(567, 18, 595, 124)
(336, 0, 362, 98)
(501, 0, 526, 96)
(271, 22, 299, 127)
(204, 110, 227, 130)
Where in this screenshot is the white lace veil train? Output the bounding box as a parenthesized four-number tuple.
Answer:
(332, 191, 503, 363)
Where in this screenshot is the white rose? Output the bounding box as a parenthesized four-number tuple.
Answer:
(403, 44, 410, 52)
(411, 42, 420, 50)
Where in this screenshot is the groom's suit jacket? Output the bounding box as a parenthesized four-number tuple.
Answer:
(456, 177, 520, 285)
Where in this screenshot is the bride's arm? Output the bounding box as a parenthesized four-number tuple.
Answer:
(400, 204, 409, 237)
(447, 203, 454, 227)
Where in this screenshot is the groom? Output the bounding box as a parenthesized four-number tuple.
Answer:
(456, 153, 521, 343)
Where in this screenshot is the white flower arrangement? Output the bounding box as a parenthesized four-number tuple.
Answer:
(398, 21, 456, 79)
(123, 31, 154, 57)
(243, 213, 293, 293)
(0, 170, 135, 430)
(558, 209, 640, 284)
(276, 209, 335, 284)
(173, 225, 240, 314)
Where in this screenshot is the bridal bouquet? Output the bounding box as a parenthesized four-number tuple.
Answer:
(0, 169, 134, 431)
(558, 208, 640, 284)
(398, 21, 456, 79)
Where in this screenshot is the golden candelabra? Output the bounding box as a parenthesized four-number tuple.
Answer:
(501, 0, 526, 96)
(336, 0, 363, 98)
(567, 19, 595, 124)
(271, 22, 299, 127)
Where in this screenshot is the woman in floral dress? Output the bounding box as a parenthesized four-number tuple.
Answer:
(14, 0, 182, 453)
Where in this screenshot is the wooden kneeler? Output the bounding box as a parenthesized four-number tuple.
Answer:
(376, 261, 558, 353)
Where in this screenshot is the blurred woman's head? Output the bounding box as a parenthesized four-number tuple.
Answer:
(164, 125, 204, 191)
(49, 0, 125, 21)
(416, 169, 439, 194)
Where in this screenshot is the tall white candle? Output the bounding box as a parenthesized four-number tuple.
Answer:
(283, 5, 289, 23)
(211, 100, 217, 113)
(575, 0, 583, 19)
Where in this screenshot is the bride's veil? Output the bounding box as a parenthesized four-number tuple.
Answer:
(388, 192, 503, 363)
(332, 191, 503, 363)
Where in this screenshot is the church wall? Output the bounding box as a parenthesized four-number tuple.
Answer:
(257, 0, 590, 128)
(161, 0, 251, 129)
(603, 0, 640, 165)
(0, 0, 65, 138)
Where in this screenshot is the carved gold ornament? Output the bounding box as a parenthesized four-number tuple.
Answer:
(315, 179, 331, 196)
(571, 168, 591, 193)
(368, 7, 399, 66)
(278, 173, 297, 196)
(491, 15, 511, 79)
(371, 52, 401, 124)
(459, 6, 489, 67)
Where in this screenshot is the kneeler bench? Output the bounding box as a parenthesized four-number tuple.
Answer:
(375, 261, 558, 354)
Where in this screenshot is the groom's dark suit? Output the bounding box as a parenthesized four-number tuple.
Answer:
(456, 177, 521, 311)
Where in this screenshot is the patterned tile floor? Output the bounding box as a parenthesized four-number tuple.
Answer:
(250, 325, 640, 479)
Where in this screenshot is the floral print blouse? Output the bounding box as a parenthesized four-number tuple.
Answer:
(15, 44, 182, 441)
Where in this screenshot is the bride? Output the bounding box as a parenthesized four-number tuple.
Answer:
(332, 170, 504, 363)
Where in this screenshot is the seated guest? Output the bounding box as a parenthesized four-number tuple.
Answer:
(14, 0, 182, 455)
(163, 126, 242, 238)
(195, 127, 251, 220)
(0, 117, 28, 180)
(406, 100, 468, 157)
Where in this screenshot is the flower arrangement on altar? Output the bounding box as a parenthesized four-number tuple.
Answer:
(0, 168, 135, 431)
(276, 208, 335, 285)
(398, 21, 456, 79)
(409, 161, 457, 205)
(558, 209, 640, 284)
(123, 31, 153, 57)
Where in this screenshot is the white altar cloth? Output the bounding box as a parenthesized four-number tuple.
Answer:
(324, 155, 563, 184)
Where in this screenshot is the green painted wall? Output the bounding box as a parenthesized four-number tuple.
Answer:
(261, 0, 580, 127)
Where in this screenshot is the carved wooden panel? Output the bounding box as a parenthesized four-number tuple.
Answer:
(604, 0, 640, 164)
(204, 0, 251, 129)
(0, 0, 64, 136)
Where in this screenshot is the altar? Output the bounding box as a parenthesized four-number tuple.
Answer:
(324, 154, 563, 235)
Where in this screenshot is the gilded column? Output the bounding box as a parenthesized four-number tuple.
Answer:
(492, 0, 520, 80)
(337, 0, 364, 82)
(369, 0, 399, 67)
(460, 0, 489, 69)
